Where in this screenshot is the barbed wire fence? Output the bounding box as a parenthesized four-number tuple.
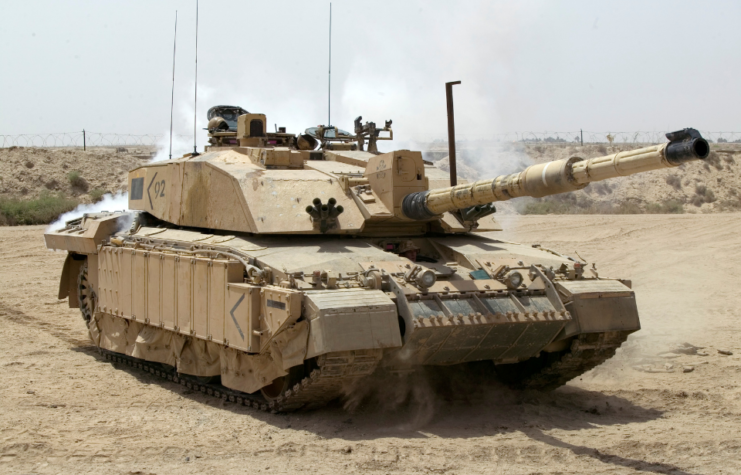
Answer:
(2, 130, 741, 149)
(0, 131, 191, 148)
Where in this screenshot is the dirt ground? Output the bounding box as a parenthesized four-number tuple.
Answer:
(1, 215, 740, 475)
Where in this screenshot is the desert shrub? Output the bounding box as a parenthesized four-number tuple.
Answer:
(597, 145, 608, 155)
(718, 198, 741, 211)
(693, 184, 716, 206)
(89, 188, 107, 203)
(614, 202, 643, 214)
(645, 200, 684, 214)
(592, 182, 614, 196)
(67, 170, 88, 191)
(663, 200, 685, 214)
(0, 192, 79, 225)
(665, 174, 682, 190)
(705, 152, 723, 170)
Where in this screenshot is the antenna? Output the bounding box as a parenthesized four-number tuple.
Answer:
(168, 11, 178, 160)
(193, 0, 199, 156)
(328, 3, 332, 128)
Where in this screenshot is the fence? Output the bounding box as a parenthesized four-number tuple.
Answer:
(0, 132, 190, 148)
(2, 130, 741, 148)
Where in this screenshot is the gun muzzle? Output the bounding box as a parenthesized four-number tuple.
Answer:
(402, 128, 709, 220)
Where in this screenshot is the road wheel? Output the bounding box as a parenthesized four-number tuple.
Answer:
(77, 260, 96, 323)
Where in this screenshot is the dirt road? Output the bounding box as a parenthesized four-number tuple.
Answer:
(1, 215, 740, 474)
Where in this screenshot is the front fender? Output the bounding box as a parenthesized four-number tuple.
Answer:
(58, 253, 85, 308)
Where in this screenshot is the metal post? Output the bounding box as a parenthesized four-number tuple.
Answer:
(445, 81, 461, 186)
(580, 129, 583, 146)
(83, 129, 86, 151)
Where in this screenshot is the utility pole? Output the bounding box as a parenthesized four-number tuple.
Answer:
(580, 129, 583, 146)
(83, 129, 86, 151)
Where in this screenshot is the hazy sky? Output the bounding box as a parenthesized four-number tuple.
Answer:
(1, 0, 739, 145)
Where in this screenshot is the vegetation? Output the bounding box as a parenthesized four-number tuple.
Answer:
(89, 188, 107, 203)
(665, 174, 682, 190)
(0, 192, 79, 226)
(691, 184, 716, 207)
(645, 200, 685, 214)
(67, 170, 88, 191)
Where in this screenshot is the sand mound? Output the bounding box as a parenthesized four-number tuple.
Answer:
(0, 147, 152, 203)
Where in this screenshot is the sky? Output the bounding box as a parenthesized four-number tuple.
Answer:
(1, 0, 739, 146)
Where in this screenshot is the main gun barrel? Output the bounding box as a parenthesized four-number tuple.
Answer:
(402, 128, 709, 220)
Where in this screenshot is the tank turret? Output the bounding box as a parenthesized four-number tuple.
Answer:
(125, 108, 708, 236)
(401, 128, 709, 220)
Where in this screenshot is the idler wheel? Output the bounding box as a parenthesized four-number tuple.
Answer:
(77, 260, 96, 323)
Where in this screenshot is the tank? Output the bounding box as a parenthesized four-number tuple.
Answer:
(44, 109, 709, 412)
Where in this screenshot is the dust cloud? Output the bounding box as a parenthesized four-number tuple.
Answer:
(341, 364, 522, 431)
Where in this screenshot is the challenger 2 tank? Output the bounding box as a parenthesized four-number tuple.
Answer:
(44, 109, 710, 412)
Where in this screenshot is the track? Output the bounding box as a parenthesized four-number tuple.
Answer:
(100, 329, 629, 414)
(101, 347, 380, 413)
(501, 331, 631, 391)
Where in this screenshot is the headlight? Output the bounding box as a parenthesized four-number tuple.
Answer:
(415, 269, 437, 289)
(503, 271, 523, 289)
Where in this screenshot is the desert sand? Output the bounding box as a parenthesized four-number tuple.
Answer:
(1, 215, 740, 474)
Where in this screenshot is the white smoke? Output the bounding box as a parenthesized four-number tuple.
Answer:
(151, 128, 193, 162)
(46, 122, 199, 232)
(47, 191, 130, 232)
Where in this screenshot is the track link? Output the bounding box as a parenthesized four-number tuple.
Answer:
(518, 330, 631, 390)
(101, 349, 380, 413)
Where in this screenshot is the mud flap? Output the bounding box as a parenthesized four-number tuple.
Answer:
(93, 313, 144, 354)
(131, 325, 186, 367)
(220, 347, 287, 394)
(178, 339, 222, 377)
(270, 320, 310, 371)
(59, 253, 84, 308)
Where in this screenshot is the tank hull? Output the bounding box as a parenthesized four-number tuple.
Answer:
(46, 211, 639, 411)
